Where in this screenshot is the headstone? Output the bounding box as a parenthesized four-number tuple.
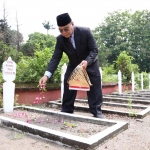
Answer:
(149, 74, 150, 90)
(2, 57, 16, 82)
(132, 72, 135, 92)
(118, 70, 122, 94)
(2, 57, 16, 112)
(141, 73, 143, 90)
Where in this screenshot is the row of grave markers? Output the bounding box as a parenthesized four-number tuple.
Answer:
(61, 63, 150, 100)
(1, 58, 150, 112)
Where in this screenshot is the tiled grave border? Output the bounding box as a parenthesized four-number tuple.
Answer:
(48, 99, 150, 118)
(0, 106, 128, 150)
(103, 94, 150, 101)
(111, 91, 150, 97)
(103, 96, 150, 105)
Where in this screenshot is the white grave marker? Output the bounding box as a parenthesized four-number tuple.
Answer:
(2, 57, 16, 112)
(118, 70, 122, 94)
(61, 63, 67, 102)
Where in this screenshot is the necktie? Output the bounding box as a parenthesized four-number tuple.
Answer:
(69, 36, 76, 49)
(69, 37, 73, 46)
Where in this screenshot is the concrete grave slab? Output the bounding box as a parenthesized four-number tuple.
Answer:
(103, 96, 150, 105)
(48, 99, 150, 118)
(111, 90, 150, 98)
(103, 94, 150, 101)
(0, 106, 128, 150)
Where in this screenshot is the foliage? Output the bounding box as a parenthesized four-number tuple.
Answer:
(15, 48, 52, 82)
(100, 62, 143, 88)
(33, 84, 46, 104)
(14, 94, 19, 106)
(15, 47, 68, 83)
(128, 99, 137, 117)
(93, 10, 150, 72)
(102, 73, 118, 83)
(51, 53, 68, 83)
(0, 19, 10, 31)
(115, 51, 139, 82)
(93, 29, 111, 67)
(0, 19, 23, 47)
(102, 64, 116, 74)
(12, 132, 25, 140)
(101, 64, 118, 82)
(20, 32, 56, 56)
(0, 40, 23, 67)
(0, 72, 3, 84)
(0, 92, 19, 108)
(0, 19, 11, 44)
(134, 72, 149, 89)
(15, 82, 60, 90)
(129, 10, 150, 72)
(0, 92, 2, 107)
(7, 29, 23, 48)
(93, 10, 132, 67)
(42, 21, 55, 34)
(63, 121, 78, 128)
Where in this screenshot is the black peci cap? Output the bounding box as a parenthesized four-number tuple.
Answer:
(56, 13, 72, 26)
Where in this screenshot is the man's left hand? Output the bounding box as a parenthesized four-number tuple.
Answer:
(79, 60, 88, 70)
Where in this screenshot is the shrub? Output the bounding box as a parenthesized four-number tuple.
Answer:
(102, 64, 118, 82)
(115, 51, 139, 82)
(15, 47, 68, 83)
(135, 72, 149, 89)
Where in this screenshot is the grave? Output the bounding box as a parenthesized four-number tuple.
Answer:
(103, 96, 150, 105)
(0, 106, 128, 150)
(111, 90, 150, 98)
(103, 94, 150, 101)
(47, 98, 150, 118)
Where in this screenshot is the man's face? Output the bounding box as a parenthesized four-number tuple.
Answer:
(58, 22, 74, 38)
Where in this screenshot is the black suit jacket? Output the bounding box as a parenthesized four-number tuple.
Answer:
(47, 26, 100, 77)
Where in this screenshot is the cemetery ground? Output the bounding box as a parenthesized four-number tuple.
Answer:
(0, 109, 150, 150)
(0, 91, 150, 150)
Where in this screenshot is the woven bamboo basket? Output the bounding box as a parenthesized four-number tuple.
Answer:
(67, 65, 92, 91)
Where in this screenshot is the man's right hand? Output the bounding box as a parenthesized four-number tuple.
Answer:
(39, 75, 48, 86)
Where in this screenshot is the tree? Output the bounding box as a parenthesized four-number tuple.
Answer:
(115, 51, 139, 81)
(0, 40, 23, 67)
(42, 21, 55, 34)
(128, 10, 150, 72)
(0, 19, 12, 44)
(92, 27, 111, 67)
(93, 10, 132, 66)
(3, 29, 23, 47)
(93, 10, 150, 72)
(15, 11, 23, 51)
(20, 32, 56, 56)
(0, 19, 10, 31)
(0, 2, 23, 47)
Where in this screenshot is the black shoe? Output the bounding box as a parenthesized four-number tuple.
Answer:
(61, 110, 74, 114)
(94, 113, 105, 119)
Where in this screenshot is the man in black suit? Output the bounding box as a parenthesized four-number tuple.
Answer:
(39, 13, 104, 118)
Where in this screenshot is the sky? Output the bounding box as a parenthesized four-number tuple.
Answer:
(0, 0, 150, 41)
